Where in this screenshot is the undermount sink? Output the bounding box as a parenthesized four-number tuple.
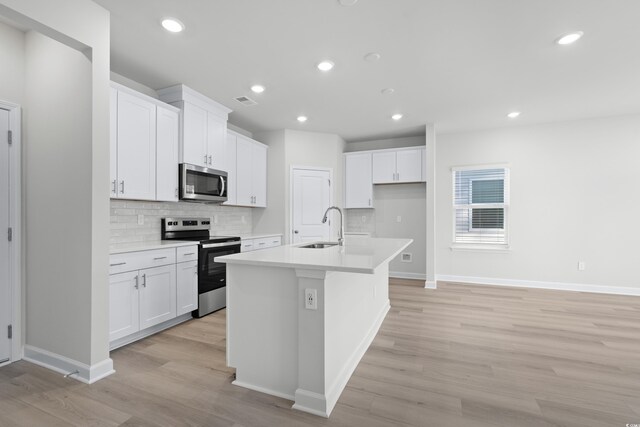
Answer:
(299, 243, 338, 249)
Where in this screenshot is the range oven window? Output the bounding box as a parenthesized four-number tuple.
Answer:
(199, 244, 240, 293)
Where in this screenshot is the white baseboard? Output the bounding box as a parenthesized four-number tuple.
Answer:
(293, 389, 330, 418)
(23, 345, 114, 384)
(389, 271, 426, 280)
(424, 281, 437, 289)
(436, 275, 640, 296)
(233, 379, 295, 401)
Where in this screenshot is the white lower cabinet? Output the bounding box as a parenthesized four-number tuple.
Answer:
(139, 264, 177, 330)
(241, 236, 282, 252)
(109, 245, 198, 348)
(177, 260, 198, 316)
(109, 271, 140, 342)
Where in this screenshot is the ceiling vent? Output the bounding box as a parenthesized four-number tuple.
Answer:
(234, 96, 258, 106)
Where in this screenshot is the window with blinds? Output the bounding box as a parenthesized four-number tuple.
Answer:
(453, 167, 509, 246)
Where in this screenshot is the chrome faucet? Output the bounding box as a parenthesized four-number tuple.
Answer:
(322, 206, 344, 246)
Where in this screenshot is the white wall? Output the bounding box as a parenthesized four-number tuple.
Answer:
(24, 30, 94, 363)
(253, 129, 346, 243)
(0, 0, 111, 378)
(0, 20, 24, 105)
(436, 114, 640, 290)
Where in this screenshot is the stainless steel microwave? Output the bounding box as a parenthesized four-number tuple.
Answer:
(179, 163, 227, 203)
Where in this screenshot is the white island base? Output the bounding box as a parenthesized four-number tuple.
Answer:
(221, 238, 411, 417)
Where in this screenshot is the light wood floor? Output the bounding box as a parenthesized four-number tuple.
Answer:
(1, 280, 639, 426)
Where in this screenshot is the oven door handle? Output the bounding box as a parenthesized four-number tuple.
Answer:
(201, 241, 240, 249)
(219, 176, 226, 197)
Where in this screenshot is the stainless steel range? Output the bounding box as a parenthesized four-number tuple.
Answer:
(161, 217, 240, 318)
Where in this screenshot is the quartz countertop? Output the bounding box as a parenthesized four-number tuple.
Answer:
(109, 240, 198, 255)
(215, 237, 412, 274)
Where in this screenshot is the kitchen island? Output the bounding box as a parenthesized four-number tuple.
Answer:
(215, 237, 412, 417)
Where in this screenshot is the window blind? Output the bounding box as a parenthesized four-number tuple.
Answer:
(453, 167, 509, 245)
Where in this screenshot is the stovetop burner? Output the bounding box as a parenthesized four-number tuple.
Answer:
(161, 217, 240, 244)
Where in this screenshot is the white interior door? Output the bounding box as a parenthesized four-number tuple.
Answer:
(292, 168, 331, 244)
(0, 108, 11, 363)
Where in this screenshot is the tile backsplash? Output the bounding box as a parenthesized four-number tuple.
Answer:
(110, 200, 253, 246)
(345, 209, 376, 235)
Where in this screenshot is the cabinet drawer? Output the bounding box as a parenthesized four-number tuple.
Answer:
(255, 236, 281, 250)
(109, 248, 176, 275)
(177, 245, 198, 263)
(241, 239, 256, 252)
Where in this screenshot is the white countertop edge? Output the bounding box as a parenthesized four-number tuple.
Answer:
(219, 238, 412, 274)
(223, 258, 376, 274)
(109, 240, 198, 255)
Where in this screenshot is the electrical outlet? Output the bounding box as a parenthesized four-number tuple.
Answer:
(213, 215, 218, 224)
(578, 261, 586, 271)
(305, 289, 317, 310)
(401, 253, 412, 263)
(137, 214, 144, 225)
(241, 215, 246, 224)
(361, 215, 367, 223)
(396, 215, 402, 223)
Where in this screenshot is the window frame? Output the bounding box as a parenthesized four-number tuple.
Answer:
(451, 165, 510, 251)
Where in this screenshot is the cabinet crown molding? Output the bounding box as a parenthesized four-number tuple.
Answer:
(158, 84, 232, 118)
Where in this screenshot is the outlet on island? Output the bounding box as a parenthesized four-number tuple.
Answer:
(305, 288, 318, 310)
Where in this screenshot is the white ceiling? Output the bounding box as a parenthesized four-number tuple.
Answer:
(94, 0, 640, 142)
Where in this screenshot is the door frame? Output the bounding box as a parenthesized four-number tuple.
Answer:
(289, 166, 333, 244)
(0, 100, 22, 365)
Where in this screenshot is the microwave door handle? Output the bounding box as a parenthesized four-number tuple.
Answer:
(219, 176, 226, 197)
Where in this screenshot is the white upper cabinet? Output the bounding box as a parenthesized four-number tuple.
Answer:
(372, 151, 396, 184)
(156, 106, 180, 202)
(235, 134, 267, 208)
(208, 113, 227, 171)
(372, 147, 425, 184)
(344, 152, 373, 209)
(110, 82, 180, 202)
(110, 87, 118, 198)
(116, 90, 157, 200)
(182, 102, 208, 167)
(157, 85, 232, 171)
(223, 132, 238, 206)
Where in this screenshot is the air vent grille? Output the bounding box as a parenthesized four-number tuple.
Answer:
(234, 96, 258, 106)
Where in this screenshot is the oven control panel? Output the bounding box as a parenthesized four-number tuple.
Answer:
(162, 217, 211, 232)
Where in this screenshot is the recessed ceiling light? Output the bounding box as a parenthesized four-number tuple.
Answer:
(507, 111, 521, 118)
(381, 88, 395, 96)
(556, 31, 584, 45)
(297, 116, 308, 123)
(364, 52, 381, 62)
(391, 114, 403, 121)
(338, 0, 359, 5)
(317, 61, 335, 72)
(161, 18, 184, 33)
(251, 85, 265, 94)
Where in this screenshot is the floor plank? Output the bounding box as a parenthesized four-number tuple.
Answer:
(1, 280, 639, 426)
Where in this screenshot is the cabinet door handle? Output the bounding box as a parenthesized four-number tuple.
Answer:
(183, 253, 195, 256)
(142, 273, 146, 287)
(110, 262, 126, 267)
(134, 275, 139, 290)
(259, 242, 266, 246)
(369, 198, 371, 206)
(208, 155, 212, 165)
(111, 180, 116, 194)
(397, 172, 400, 181)
(153, 256, 167, 260)
(175, 188, 178, 198)
(204, 154, 208, 164)
(120, 180, 125, 193)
